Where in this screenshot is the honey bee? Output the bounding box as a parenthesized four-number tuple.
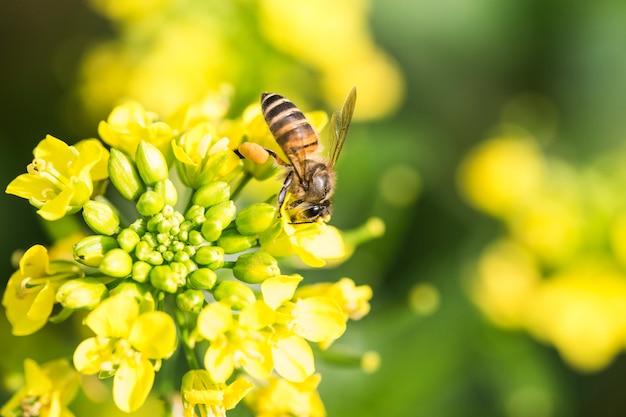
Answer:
(258, 87, 356, 223)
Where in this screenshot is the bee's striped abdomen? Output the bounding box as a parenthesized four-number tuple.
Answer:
(261, 92, 319, 155)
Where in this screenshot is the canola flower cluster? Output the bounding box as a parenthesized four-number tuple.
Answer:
(2, 96, 375, 417)
(458, 132, 626, 372)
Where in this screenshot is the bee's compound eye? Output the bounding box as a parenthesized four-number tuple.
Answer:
(303, 205, 322, 219)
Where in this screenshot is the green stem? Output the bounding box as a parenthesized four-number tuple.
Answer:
(231, 172, 252, 200)
(175, 308, 201, 370)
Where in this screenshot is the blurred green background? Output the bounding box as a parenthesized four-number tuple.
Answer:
(4, 0, 626, 416)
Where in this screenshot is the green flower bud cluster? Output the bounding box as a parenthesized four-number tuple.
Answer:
(74, 139, 283, 313)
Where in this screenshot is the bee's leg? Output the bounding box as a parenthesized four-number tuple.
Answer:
(277, 170, 293, 209)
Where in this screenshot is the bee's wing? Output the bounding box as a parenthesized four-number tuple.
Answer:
(328, 87, 357, 168)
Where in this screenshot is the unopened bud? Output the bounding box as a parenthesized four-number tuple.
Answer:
(73, 235, 119, 267)
(56, 278, 108, 309)
(233, 251, 280, 284)
(192, 181, 230, 208)
(117, 228, 141, 252)
(216, 230, 257, 254)
(108, 148, 146, 201)
(136, 190, 165, 216)
(235, 203, 277, 236)
(176, 289, 205, 313)
(154, 179, 178, 206)
(99, 248, 133, 278)
(213, 280, 256, 310)
(205, 200, 236, 228)
(132, 260, 152, 283)
(149, 265, 178, 293)
(194, 246, 224, 269)
(200, 220, 222, 242)
(136, 141, 169, 186)
(187, 268, 218, 290)
(82, 200, 120, 236)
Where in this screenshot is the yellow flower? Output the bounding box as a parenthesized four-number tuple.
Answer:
(196, 301, 274, 384)
(6, 135, 109, 221)
(296, 277, 373, 321)
(181, 370, 253, 417)
(73, 294, 177, 412)
(172, 122, 241, 189)
(0, 358, 80, 417)
(2, 245, 83, 336)
(261, 276, 347, 379)
(245, 374, 325, 417)
(260, 203, 348, 268)
(98, 101, 174, 160)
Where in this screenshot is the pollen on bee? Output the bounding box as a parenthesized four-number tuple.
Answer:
(238, 142, 270, 164)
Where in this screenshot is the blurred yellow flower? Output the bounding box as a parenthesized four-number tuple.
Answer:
(245, 374, 325, 417)
(457, 135, 545, 218)
(0, 358, 80, 417)
(525, 258, 626, 372)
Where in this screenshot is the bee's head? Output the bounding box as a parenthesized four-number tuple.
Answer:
(289, 200, 331, 224)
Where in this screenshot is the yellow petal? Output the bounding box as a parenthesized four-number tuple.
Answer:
(113, 357, 155, 412)
(289, 297, 346, 343)
(128, 311, 177, 359)
(272, 333, 314, 382)
(85, 294, 139, 338)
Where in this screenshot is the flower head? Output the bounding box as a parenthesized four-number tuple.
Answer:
(172, 122, 241, 189)
(6, 135, 109, 221)
(0, 358, 80, 417)
(73, 294, 177, 412)
(2, 245, 83, 335)
(98, 101, 174, 160)
(245, 374, 325, 417)
(181, 370, 253, 417)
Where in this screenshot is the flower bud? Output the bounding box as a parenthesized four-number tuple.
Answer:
(108, 148, 146, 201)
(216, 230, 257, 254)
(176, 289, 205, 313)
(233, 251, 280, 284)
(73, 235, 119, 267)
(192, 181, 230, 208)
(213, 280, 256, 310)
(149, 265, 178, 293)
(56, 278, 108, 309)
(82, 200, 120, 236)
(187, 268, 218, 290)
(136, 141, 169, 186)
(200, 220, 223, 242)
(99, 248, 133, 278)
(154, 179, 178, 206)
(205, 200, 236, 228)
(132, 260, 152, 283)
(117, 228, 141, 252)
(194, 246, 224, 269)
(235, 203, 277, 236)
(136, 190, 165, 216)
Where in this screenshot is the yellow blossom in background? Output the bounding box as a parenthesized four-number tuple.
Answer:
(525, 258, 626, 372)
(462, 131, 626, 373)
(76, 0, 404, 122)
(5, 135, 109, 221)
(0, 358, 80, 417)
